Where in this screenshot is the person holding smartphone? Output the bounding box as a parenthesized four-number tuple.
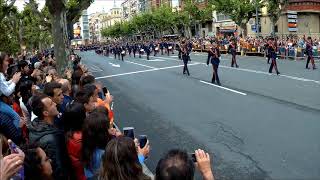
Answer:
(156, 149, 214, 180)
(0, 139, 25, 180)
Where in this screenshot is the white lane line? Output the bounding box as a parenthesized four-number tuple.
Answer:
(91, 64, 102, 70)
(194, 61, 320, 84)
(148, 59, 165, 62)
(109, 62, 120, 67)
(95, 63, 201, 79)
(219, 65, 320, 84)
(199, 80, 247, 96)
(126, 61, 157, 69)
(157, 56, 181, 62)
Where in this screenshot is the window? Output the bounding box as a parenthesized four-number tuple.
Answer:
(217, 13, 230, 22)
(275, 25, 278, 33)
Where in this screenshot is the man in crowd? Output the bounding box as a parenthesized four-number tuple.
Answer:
(43, 82, 64, 128)
(29, 94, 70, 179)
(156, 149, 214, 180)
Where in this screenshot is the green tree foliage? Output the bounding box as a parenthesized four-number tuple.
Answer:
(265, 0, 288, 35)
(0, 0, 19, 54)
(210, 0, 259, 36)
(102, 3, 210, 38)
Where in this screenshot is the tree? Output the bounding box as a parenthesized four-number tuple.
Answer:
(210, 0, 259, 37)
(266, 0, 288, 36)
(45, 0, 94, 73)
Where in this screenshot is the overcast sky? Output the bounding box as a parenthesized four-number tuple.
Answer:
(15, 0, 125, 15)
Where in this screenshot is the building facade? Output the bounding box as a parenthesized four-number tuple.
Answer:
(121, 0, 140, 20)
(247, 0, 320, 37)
(78, 10, 90, 44)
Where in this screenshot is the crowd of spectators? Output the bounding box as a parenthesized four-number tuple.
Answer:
(189, 35, 320, 58)
(0, 50, 215, 180)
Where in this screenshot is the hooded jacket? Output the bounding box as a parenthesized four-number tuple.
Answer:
(28, 118, 70, 180)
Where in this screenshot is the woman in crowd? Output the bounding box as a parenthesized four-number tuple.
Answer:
(64, 101, 87, 180)
(0, 52, 21, 96)
(82, 111, 112, 179)
(24, 145, 53, 180)
(98, 136, 151, 180)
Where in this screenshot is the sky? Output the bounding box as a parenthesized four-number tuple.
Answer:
(15, 0, 179, 14)
(14, 0, 124, 15)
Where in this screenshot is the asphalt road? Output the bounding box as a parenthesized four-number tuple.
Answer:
(78, 50, 320, 180)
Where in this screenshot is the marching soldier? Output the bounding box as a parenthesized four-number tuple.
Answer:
(228, 40, 239, 68)
(181, 40, 190, 76)
(207, 42, 221, 85)
(305, 37, 317, 70)
(160, 41, 164, 55)
(268, 38, 280, 75)
(120, 45, 126, 61)
(133, 43, 138, 58)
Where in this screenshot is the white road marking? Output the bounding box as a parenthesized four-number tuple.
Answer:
(157, 56, 181, 62)
(91, 64, 101, 70)
(195, 62, 320, 84)
(95, 63, 201, 79)
(199, 80, 247, 96)
(126, 61, 157, 69)
(170, 56, 178, 58)
(109, 62, 120, 67)
(148, 59, 166, 62)
(219, 65, 320, 84)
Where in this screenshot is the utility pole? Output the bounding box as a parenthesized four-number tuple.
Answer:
(255, 0, 259, 37)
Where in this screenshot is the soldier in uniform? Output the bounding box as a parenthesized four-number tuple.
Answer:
(268, 38, 280, 75)
(228, 40, 239, 68)
(144, 42, 151, 60)
(160, 41, 164, 55)
(305, 37, 317, 70)
(181, 40, 190, 76)
(207, 42, 221, 85)
(120, 45, 126, 61)
(133, 43, 137, 58)
(127, 43, 132, 57)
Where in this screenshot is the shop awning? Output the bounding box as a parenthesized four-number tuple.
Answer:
(219, 29, 236, 33)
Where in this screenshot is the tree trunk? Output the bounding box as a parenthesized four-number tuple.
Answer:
(51, 9, 70, 74)
(67, 21, 74, 40)
(240, 23, 247, 38)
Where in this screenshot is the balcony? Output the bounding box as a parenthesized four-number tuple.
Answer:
(286, 0, 320, 12)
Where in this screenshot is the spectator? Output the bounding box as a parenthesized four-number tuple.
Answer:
(29, 94, 70, 179)
(0, 52, 21, 97)
(64, 101, 86, 180)
(80, 74, 95, 88)
(98, 136, 151, 180)
(155, 149, 214, 180)
(43, 82, 64, 128)
(17, 60, 34, 83)
(0, 94, 23, 144)
(58, 78, 73, 113)
(82, 111, 112, 179)
(0, 152, 25, 180)
(75, 86, 96, 113)
(24, 145, 53, 180)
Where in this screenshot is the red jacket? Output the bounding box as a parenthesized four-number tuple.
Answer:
(67, 131, 86, 180)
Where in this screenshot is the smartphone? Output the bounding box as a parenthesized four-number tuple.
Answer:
(102, 87, 109, 95)
(9, 141, 19, 154)
(138, 135, 148, 148)
(8, 141, 25, 180)
(190, 153, 197, 162)
(123, 127, 135, 139)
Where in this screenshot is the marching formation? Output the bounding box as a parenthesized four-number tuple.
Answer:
(80, 36, 318, 86)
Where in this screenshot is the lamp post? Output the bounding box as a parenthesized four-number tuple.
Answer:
(255, 0, 259, 37)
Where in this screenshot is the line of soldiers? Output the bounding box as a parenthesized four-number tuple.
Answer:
(97, 40, 183, 61)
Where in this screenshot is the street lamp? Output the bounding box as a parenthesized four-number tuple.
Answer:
(255, 0, 259, 37)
